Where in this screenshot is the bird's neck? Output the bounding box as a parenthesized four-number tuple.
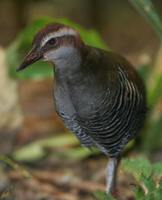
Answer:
(52, 46, 87, 83)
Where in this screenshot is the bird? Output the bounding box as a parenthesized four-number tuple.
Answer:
(17, 23, 147, 195)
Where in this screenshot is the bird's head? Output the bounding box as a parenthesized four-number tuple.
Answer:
(17, 23, 85, 72)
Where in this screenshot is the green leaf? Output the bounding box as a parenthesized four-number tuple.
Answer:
(140, 176, 155, 192)
(152, 162, 162, 177)
(122, 157, 152, 181)
(133, 186, 145, 200)
(12, 133, 79, 162)
(122, 157, 162, 199)
(12, 133, 99, 162)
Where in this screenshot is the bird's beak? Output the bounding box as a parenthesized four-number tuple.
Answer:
(17, 46, 42, 72)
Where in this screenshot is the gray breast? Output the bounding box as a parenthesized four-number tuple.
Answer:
(53, 82, 95, 147)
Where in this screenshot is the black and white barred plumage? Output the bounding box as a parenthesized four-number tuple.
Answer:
(54, 47, 146, 158)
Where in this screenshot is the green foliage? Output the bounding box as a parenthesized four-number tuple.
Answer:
(12, 133, 100, 162)
(13, 133, 79, 162)
(93, 191, 116, 200)
(92, 157, 162, 200)
(133, 182, 162, 200)
(7, 17, 107, 79)
(122, 157, 162, 199)
(122, 157, 152, 181)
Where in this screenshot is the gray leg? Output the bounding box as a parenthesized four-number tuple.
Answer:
(106, 157, 119, 194)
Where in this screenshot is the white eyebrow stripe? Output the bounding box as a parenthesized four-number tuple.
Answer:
(41, 28, 77, 47)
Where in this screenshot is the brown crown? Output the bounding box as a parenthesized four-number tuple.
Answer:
(33, 23, 74, 45)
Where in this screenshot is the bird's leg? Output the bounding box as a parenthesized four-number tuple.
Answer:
(106, 157, 120, 195)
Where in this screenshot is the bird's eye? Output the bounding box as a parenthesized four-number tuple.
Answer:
(47, 38, 57, 45)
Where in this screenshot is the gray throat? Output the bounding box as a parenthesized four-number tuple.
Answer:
(52, 47, 83, 82)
